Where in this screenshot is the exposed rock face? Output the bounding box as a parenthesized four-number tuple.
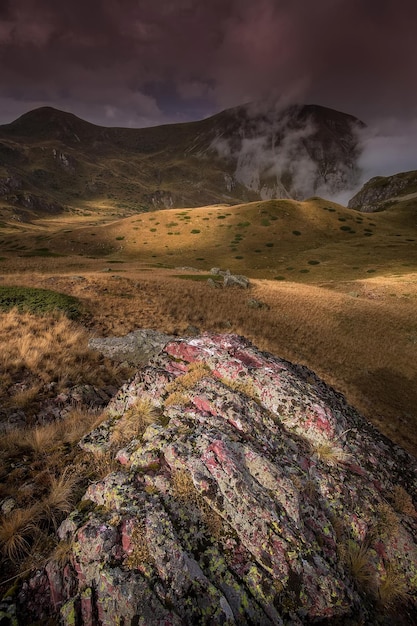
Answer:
(348, 170, 417, 212)
(207, 103, 363, 200)
(16, 334, 417, 624)
(89, 329, 175, 366)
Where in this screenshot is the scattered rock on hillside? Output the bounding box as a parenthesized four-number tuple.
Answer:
(88, 329, 174, 366)
(16, 333, 417, 625)
(210, 268, 250, 288)
(247, 298, 269, 309)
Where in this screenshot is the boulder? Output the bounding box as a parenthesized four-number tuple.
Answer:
(209, 268, 250, 288)
(88, 329, 174, 366)
(17, 334, 417, 624)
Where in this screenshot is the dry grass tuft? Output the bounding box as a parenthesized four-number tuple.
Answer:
(165, 361, 211, 397)
(377, 562, 410, 608)
(110, 397, 158, 446)
(9, 384, 41, 409)
(375, 502, 400, 539)
(199, 500, 224, 540)
(124, 522, 151, 569)
(172, 468, 198, 503)
(164, 390, 189, 407)
(340, 539, 373, 590)
(391, 485, 417, 517)
(86, 449, 120, 479)
(219, 375, 259, 401)
(41, 470, 78, 527)
(0, 506, 40, 561)
(21, 422, 64, 455)
(48, 538, 73, 567)
(313, 441, 352, 467)
(60, 408, 104, 445)
(0, 309, 128, 414)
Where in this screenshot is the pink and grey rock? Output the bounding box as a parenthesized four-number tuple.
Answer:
(19, 334, 417, 624)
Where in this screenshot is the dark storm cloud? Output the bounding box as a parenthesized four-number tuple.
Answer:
(0, 0, 417, 132)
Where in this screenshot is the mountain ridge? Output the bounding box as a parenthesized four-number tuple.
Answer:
(0, 102, 364, 218)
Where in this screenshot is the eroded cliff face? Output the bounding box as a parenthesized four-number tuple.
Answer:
(348, 170, 417, 212)
(10, 334, 417, 625)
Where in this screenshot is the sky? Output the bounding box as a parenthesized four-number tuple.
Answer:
(0, 0, 417, 180)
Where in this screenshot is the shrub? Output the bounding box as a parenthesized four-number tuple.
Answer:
(0, 286, 83, 319)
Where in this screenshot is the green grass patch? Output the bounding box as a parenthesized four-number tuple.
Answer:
(0, 286, 83, 319)
(190, 229, 201, 234)
(308, 260, 320, 265)
(292, 230, 302, 236)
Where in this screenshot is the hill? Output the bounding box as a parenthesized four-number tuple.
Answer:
(17, 196, 413, 282)
(0, 103, 363, 220)
(349, 169, 417, 212)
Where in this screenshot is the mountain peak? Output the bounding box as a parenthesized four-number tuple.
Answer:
(2, 106, 102, 142)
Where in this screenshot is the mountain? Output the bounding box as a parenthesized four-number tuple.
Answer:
(0, 103, 364, 219)
(349, 169, 417, 212)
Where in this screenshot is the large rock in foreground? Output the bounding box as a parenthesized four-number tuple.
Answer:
(48, 334, 417, 624)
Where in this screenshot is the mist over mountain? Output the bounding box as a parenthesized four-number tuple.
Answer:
(0, 102, 364, 218)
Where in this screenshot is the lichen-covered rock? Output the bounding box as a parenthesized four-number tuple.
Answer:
(28, 334, 417, 624)
(89, 329, 174, 366)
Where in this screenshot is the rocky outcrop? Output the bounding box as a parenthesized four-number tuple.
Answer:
(12, 334, 417, 624)
(89, 329, 175, 366)
(348, 170, 417, 212)
(210, 268, 250, 288)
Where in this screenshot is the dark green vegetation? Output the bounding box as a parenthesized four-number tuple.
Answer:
(0, 286, 83, 319)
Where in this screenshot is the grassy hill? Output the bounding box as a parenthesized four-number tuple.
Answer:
(1, 196, 411, 283)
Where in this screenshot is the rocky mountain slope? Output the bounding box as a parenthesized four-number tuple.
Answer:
(6, 333, 417, 625)
(0, 103, 363, 219)
(348, 170, 417, 212)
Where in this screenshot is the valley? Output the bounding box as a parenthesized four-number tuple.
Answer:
(1, 193, 416, 454)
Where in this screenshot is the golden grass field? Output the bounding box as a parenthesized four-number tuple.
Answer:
(0, 196, 416, 453)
